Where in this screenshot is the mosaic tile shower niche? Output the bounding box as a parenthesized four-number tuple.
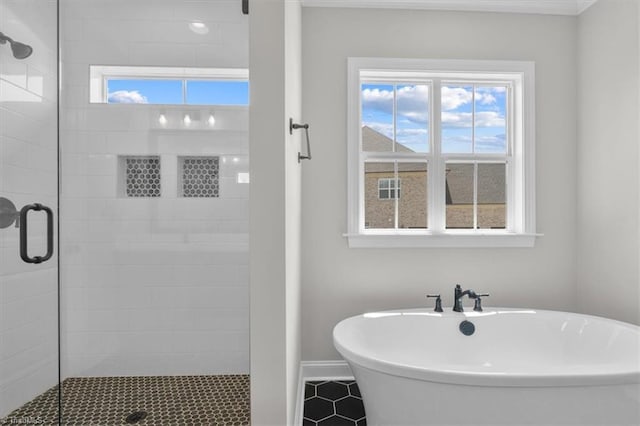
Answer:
(179, 156, 220, 198)
(122, 156, 161, 197)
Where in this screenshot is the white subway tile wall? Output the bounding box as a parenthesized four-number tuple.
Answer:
(59, 0, 249, 378)
(0, 0, 59, 417)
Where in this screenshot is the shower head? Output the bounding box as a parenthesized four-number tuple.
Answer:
(0, 31, 33, 59)
(10, 40, 32, 59)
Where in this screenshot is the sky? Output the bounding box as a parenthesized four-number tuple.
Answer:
(107, 79, 250, 105)
(361, 83, 507, 154)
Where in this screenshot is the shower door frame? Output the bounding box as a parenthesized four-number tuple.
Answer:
(0, 0, 61, 423)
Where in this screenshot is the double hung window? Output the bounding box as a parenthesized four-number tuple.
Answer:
(347, 58, 537, 247)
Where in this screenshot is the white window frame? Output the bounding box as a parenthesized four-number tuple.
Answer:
(89, 65, 249, 104)
(346, 57, 539, 248)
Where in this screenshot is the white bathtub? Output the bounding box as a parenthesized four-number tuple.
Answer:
(333, 308, 640, 425)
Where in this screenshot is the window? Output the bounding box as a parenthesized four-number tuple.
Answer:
(90, 66, 249, 105)
(346, 58, 537, 248)
(378, 178, 400, 200)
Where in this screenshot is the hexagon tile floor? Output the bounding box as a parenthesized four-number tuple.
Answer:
(302, 380, 366, 426)
(1, 375, 250, 425)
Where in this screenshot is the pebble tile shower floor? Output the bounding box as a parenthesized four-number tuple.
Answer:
(2, 375, 249, 426)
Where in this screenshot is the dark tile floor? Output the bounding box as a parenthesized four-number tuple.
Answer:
(1, 375, 250, 426)
(303, 380, 366, 426)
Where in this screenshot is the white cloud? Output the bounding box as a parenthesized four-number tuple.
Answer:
(362, 87, 394, 114)
(363, 85, 504, 129)
(400, 111, 428, 124)
(477, 92, 496, 105)
(442, 111, 505, 128)
(363, 85, 430, 124)
(442, 111, 471, 128)
(476, 111, 505, 127)
(441, 86, 472, 110)
(396, 85, 429, 123)
(108, 90, 148, 104)
(442, 86, 504, 110)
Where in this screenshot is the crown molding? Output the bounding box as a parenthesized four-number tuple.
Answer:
(576, 0, 598, 14)
(301, 0, 599, 16)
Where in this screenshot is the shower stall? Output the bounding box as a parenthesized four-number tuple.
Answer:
(0, 0, 250, 424)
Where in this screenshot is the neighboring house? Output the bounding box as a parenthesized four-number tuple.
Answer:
(362, 126, 506, 229)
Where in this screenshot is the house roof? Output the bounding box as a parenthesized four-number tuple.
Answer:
(445, 163, 505, 204)
(362, 126, 415, 153)
(362, 126, 427, 173)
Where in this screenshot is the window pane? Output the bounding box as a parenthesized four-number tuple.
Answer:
(186, 80, 249, 105)
(446, 163, 474, 229)
(398, 162, 427, 229)
(475, 86, 507, 153)
(396, 84, 429, 153)
(477, 163, 506, 229)
(441, 85, 473, 153)
(361, 84, 394, 151)
(365, 162, 395, 228)
(107, 79, 183, 104)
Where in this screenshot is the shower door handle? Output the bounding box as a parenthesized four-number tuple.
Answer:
(19, 203, 54, 264)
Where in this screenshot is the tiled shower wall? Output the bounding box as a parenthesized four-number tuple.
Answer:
(0, 0, 58, 416)
(59, 0, 249, 377)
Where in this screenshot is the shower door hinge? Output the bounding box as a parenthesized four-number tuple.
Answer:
(242, 0, 249, 15)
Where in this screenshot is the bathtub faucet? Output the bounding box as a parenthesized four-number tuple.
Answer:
(453, 284, 478, 312)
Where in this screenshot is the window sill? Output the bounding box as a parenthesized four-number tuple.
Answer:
(343, 232, 541, 248)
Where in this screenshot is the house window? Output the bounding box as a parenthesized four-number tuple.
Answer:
(347, 58, 537, 248)
(378, 178, 400, 200)
(90, 66, 249, 105)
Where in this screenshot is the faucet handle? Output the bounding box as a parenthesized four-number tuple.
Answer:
(473, 294, 490, 312)
(426, 294, 443, 313)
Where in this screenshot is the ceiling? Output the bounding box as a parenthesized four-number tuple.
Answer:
(301, 0, 598, 16)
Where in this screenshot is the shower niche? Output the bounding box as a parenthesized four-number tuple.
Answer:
(178, 156, 220, 198)
(119, 156, 162, 198)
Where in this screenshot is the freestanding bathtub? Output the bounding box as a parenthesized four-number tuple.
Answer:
(333, 308, 640, 425)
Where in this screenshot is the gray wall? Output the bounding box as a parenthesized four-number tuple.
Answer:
(250, 0, 302, 424)
(301, 8, 579, 360)
(577, 0, 640, 325)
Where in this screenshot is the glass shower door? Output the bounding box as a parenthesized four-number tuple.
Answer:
(0, 0, 60, 424)
(57, 1, 250, 424)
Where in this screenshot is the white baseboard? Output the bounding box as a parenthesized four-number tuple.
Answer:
(300, 360, 353, 380)
(293, 360, 353, 426)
